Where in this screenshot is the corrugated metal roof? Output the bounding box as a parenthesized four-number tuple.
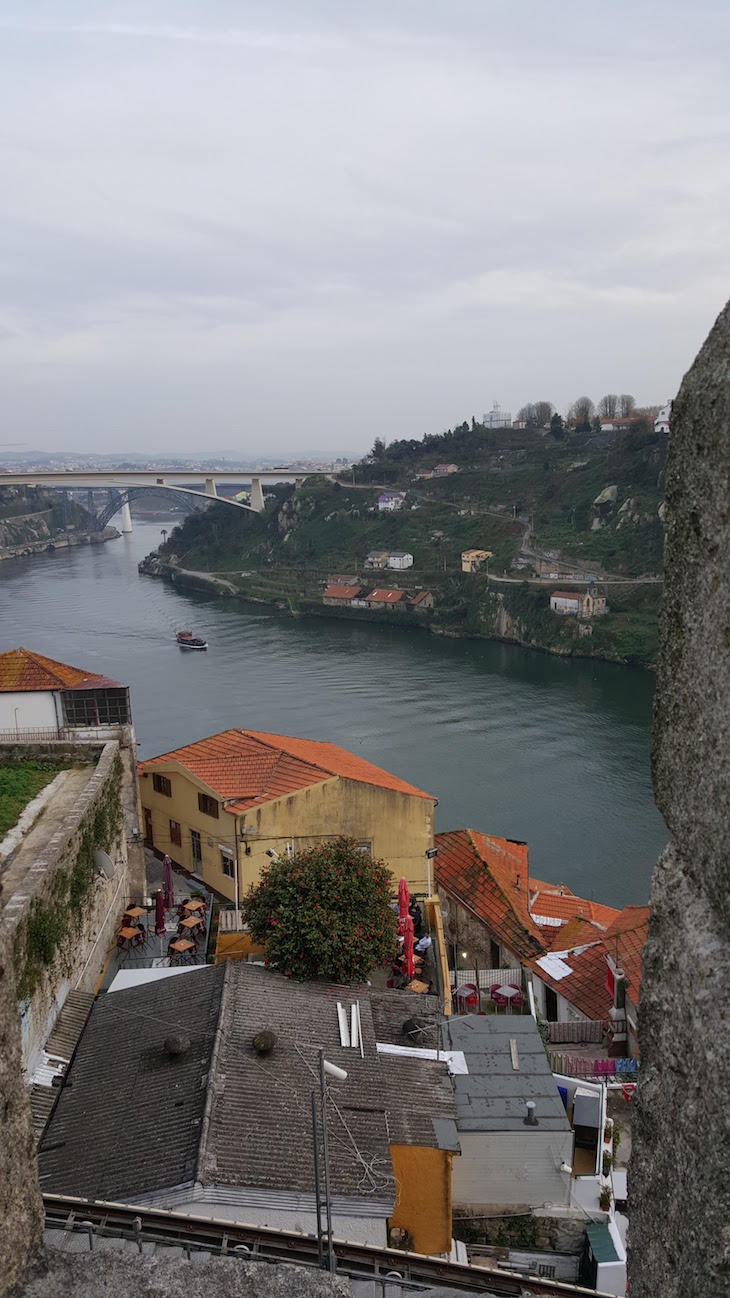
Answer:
(586, 1221, 620, 1263)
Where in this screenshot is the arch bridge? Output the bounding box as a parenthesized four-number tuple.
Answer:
(0, 468, 331, 532)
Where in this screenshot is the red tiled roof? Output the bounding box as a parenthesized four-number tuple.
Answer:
(140, 728, 435, 811)
(601, 905, 650, 1004)
(530, 886, 620, 931)
(368, 589, 405, 603)
(434, 829, 545, 962)
(530, 941, 613, 1021)
(0, 647, 124, 692)
(551, 591, 583, 602)
(323, 584, 361, 600)
(409, 591, 431, 606)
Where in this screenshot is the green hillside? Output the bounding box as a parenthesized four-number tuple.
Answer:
(144, 417, 665, 668)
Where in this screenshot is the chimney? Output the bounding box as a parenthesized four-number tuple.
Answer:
(523, 1100, 538, 1127)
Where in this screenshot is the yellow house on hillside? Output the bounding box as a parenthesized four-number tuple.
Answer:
(461, 548, 492, 573)
(139, 729, 437, 902)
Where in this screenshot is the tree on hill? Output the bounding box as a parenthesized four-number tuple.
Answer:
(598, 394, 619, 418)
(619, 393, 636, 417)
(242, 837, 398, 983)
(533, 400, 554, 428)
(550, 412, 564, 438)
(570, 396, 594, 431)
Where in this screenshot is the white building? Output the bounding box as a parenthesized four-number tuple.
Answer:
(655, 401, 672, 434)
(387, 551, 414, 570)
(550, 590, 583, 617)
(444, 1016, 574, 1212)
(482, 402, 512, 429)
(0, 647, 132, 739)
(377, 492, 406, 512)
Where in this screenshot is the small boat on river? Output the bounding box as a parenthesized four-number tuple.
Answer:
(176, 630, 208, 650)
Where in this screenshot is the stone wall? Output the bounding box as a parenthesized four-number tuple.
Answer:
(1, 742, 129, 1074)
(629, 299, 730, 1297)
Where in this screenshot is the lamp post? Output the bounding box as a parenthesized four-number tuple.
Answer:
(425, 847, 438, 898)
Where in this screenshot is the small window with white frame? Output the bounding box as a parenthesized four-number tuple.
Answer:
(221, 851, 234, 878)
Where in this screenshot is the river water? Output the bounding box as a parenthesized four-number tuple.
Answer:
(0, 521, 667, 905)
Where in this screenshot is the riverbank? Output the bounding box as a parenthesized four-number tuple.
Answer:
(1, 517, 666, 901)
(139, 553, 659, 669)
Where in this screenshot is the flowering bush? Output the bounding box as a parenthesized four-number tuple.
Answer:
(242, 837, 397, 983)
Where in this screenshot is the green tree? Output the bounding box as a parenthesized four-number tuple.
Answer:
(371, 437, 386, 460)
(550, 412, 564, 439)
(242, 837, 397, 982)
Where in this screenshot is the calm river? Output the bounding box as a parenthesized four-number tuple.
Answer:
(0, 520, 667, 905)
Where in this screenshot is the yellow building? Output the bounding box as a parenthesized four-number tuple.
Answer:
(139, 728, 436, 901)
(461, 548, 492, 573)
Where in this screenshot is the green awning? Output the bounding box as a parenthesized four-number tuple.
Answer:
(586, 1222, 620, 1264)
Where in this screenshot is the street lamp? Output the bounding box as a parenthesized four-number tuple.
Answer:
(425, 847, 438, 897)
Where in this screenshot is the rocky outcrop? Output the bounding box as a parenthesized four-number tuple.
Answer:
(630, 298, 730, 1297)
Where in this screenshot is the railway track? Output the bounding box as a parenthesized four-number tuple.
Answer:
(43, 1194, 610, 1297)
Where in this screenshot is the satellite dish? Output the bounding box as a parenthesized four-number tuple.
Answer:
(94, 849, 116, 880)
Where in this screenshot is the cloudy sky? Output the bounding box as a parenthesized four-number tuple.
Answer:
(1, 1, 729, 456)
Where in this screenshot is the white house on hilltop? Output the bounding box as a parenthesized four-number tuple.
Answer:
(655, 401, 672, 434)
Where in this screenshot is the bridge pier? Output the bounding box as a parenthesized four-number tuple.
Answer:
(119, 501, 133, 533)
(204, 478, 217, 498)
(295, 477, 304, 490)
(250, 476, 265, 513)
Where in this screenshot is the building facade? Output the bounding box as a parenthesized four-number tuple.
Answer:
(140, 728, 437, 898)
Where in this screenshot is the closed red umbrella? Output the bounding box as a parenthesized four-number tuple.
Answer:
(155, 889, 166, 937)
(398, 877, 409, 925)
(403, 914, 415, 981)
(162, 855, 174, 910)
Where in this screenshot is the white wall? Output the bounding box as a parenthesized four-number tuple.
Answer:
(0, 691, 58, 732)
(532, 976, 588, 1024)
(139, 1191, 388, 1247)
(451, 1130, 574, 1210)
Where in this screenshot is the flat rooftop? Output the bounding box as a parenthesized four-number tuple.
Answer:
(442, 1015, 571, 1134)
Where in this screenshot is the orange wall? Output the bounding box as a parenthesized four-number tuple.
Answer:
(214, 931, 265, 963)
(389, 1144, 452, 1255)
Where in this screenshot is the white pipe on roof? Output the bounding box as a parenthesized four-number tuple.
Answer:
(336, 1002, 350, 1048)
(350, 1004, 358, 1051)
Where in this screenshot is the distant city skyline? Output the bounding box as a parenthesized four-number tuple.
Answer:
(1, 1, 729, 453)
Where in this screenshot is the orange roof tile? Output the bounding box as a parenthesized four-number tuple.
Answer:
(434, 829, 545, 962)
(140, 728, 435, 810)
(530, 941, 613, 1021)
(323, 584, 361, 600)
(0, 647, 124, 692)
(601, 905, 650, 1004)
(529, 885, 619, 931)
(551, 591, 583, 602)
(367, 589, 405, 603)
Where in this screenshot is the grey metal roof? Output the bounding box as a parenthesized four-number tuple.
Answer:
(39, 964, 457, 1210)
(38, 965, 226, 1199)
(204, 966, 458, 1202)
(442, 1015, 571, 1134)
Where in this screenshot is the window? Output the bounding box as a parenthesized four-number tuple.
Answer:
(153, 774, 172, 797)
(355, 840, 372, 856)
(490, 939, 500, 970)
(191, 829, 202, 865)
(198, 793, 219, 819)
(61, 687, 130, 727)
(221, 851, 234, 878)
(169, 820, 182, 847)
(537, 1265, 556, 1280)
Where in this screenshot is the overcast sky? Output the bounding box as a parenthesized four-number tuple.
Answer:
(1, 1, 729, 456)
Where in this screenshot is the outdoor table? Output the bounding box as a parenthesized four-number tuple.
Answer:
(179, 916, 202, 931)
(501, 984, 523, 1013)
(124, 906, 146, 919)
(118, 926, 144, 952)
(169, 938, 195, 953)
(406, 979, 429, 994)
(183, 899, 205, 913)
